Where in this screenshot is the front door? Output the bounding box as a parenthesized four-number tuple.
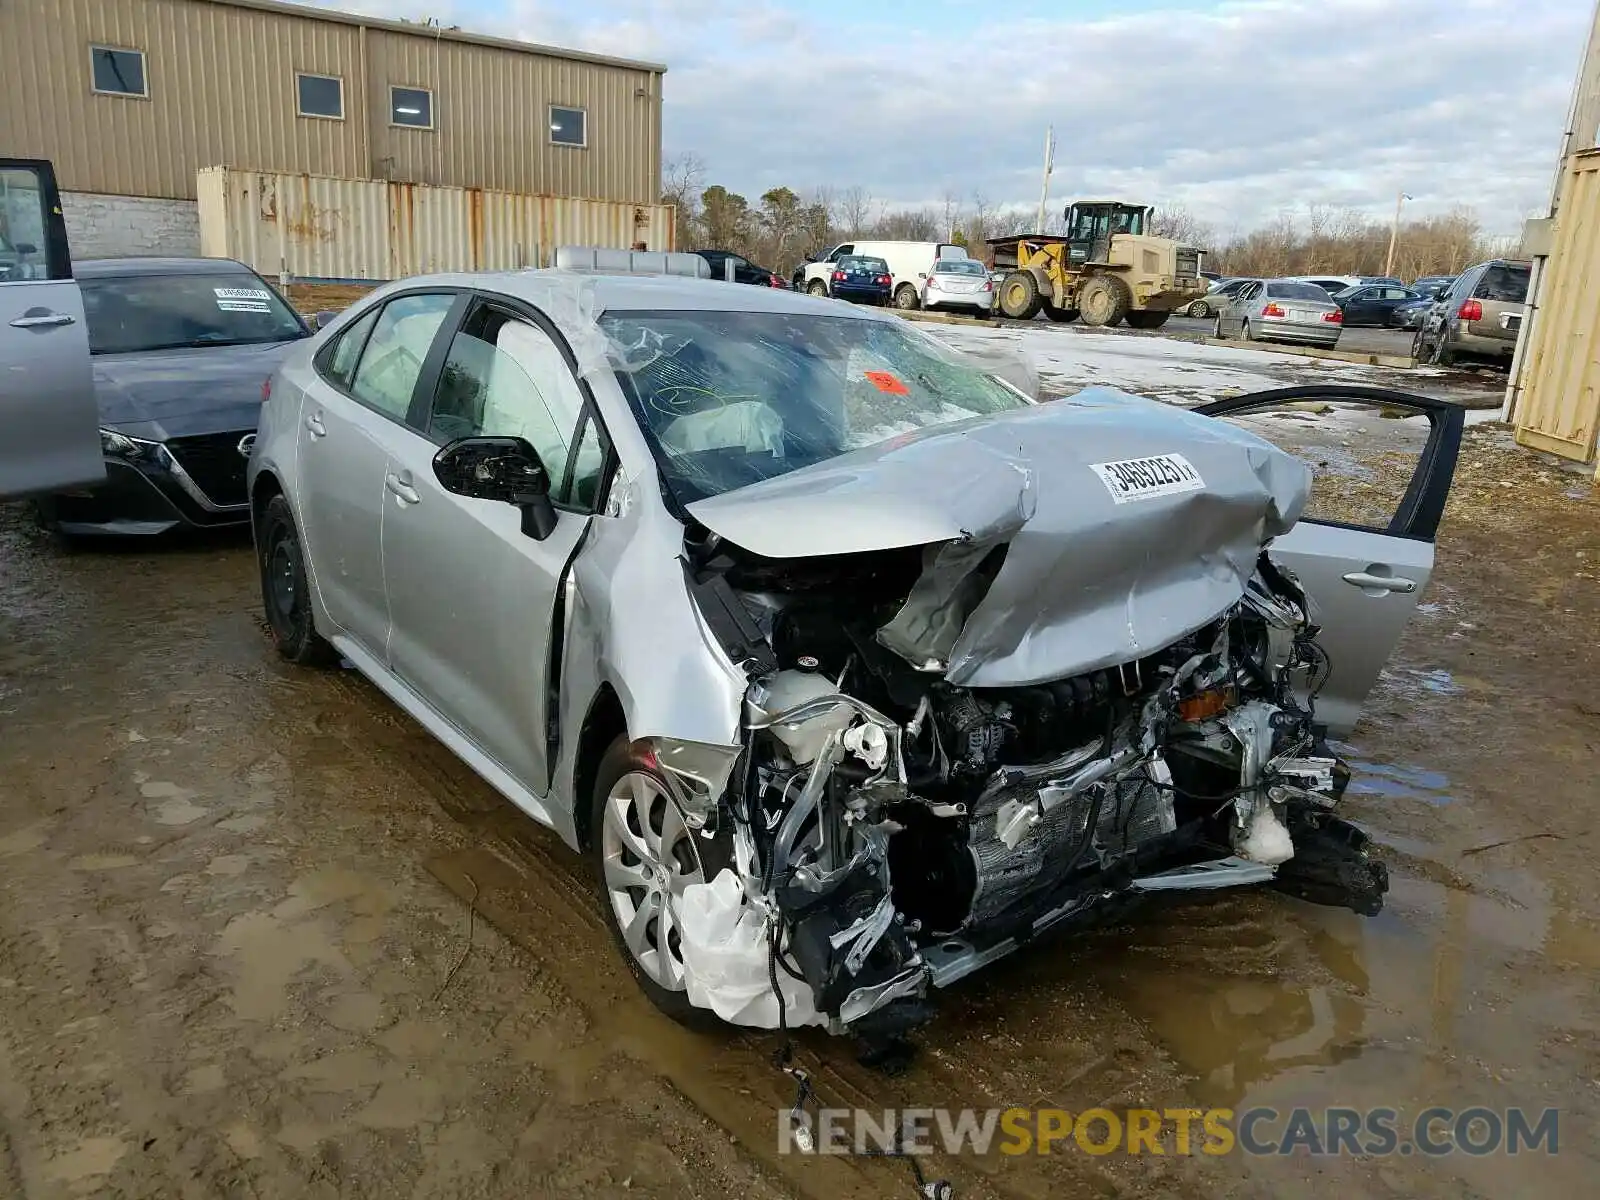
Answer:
(0, 159, 101, 499)
(1195, 385, 1463, 735)
(381, 295, 610, 798)
(296, 291, 459, 654)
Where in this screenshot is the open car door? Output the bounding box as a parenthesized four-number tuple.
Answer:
(1195, 385, 1463, 736)
(0, 158, 101, 499)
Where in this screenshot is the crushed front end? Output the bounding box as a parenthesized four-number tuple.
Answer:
(675, 539, 1386, 1040)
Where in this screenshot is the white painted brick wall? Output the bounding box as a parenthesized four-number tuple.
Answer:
(61, 192, 201, 260)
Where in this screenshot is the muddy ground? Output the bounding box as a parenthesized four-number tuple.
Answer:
(1, 418, 1597, 1199)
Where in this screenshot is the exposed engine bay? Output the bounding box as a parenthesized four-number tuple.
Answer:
(675, 533, 1388, 1039)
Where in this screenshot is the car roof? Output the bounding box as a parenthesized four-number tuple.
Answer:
(371, 268, 889, 321)
(76, 256, 256, 279)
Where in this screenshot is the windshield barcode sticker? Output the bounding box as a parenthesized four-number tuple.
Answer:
(1090, 453, 1205, 503)
(214, 286, 272, 313)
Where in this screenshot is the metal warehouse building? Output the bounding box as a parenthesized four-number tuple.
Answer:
(0, 0, 666, 258)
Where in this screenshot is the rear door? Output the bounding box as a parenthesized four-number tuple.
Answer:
(1195, 385, 1463, 735)
(0, 159, 101, 499)
(1340, 287, 1380, 325)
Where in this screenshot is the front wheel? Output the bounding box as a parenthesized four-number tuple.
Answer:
(592, 737, 728, 1028)
(1188, 299, 1212, 318)
(1077, 275, 1132, 327)
(999, 271, 1044, 320)
(1212, 315, 1224, 339)
(258, 494, 336, 666)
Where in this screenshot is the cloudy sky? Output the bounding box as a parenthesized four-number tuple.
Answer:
(312, 0, 1593, 235)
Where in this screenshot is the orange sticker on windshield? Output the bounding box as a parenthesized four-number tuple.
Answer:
(864, 370, 908, 394)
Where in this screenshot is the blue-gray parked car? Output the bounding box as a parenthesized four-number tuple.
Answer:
(36, 257, 318, 535)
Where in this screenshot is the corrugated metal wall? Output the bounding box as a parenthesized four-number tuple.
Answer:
(1515, 148, 1600, 472)
(1, 0, 662, 204)
(199, 168, 676, 281)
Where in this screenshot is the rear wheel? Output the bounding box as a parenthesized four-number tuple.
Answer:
(893, 284, 919, 310)
(1241, 320, 1255, 342)
(1124, 310, 1171, 330)
(258, 494, 336, 666)
(1077, 275, 1132, 327)
(591, 736, 727, 1028)
(1042, 304, 1078, 324)
(806, 279, 828, 298)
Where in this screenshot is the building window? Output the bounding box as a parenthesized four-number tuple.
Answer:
(90, 46, 147, 97)
(296, 73, 344, 120)
(549, 105, 586, 147)
(390, 86, 433, 129)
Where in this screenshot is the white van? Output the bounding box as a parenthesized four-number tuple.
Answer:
(796, 240, 968, 310)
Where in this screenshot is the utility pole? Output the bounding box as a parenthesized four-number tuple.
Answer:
(1383, 191, 1412, 278)
(1034, 126, 1055, 234)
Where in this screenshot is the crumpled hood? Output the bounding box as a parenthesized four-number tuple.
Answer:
(689, 386, 1310, 687)
(93, 340, 301, 441)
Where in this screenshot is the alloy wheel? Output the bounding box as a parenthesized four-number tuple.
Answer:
(601, 771, 705, 992)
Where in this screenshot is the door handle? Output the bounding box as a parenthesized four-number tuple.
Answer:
(385, 473, 420, 505)
(304, 412, 326, 438)
(8, 312, 75, 328)
(1342, 571, 1417, 594)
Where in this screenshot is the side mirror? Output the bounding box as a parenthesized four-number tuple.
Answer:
(309, 309, 338, 331)
(432, 436, 558, 540)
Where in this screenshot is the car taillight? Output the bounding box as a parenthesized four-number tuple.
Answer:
(1262, 303, 1286, 318)
(832, 270, 845, 282)
(261, 377, 272, 402)
(1323, 309, 1343, 323)
(983, 280, 993, 291)
(876, 275, 891, 286)
(1458, 299, 1483, 321)
(769, 274, 783, 287)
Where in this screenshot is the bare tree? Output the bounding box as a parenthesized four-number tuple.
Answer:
(660, 153, 706, 248)
(940, 189, 963, 242)
(839, 186, 873, 238)
(1149, 203, 1214, 250)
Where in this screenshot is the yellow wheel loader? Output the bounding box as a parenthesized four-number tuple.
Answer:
(988, 201, 1205, 328)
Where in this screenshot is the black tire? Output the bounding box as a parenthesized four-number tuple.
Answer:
(1077, 274, 1132, 327)
(1124, 310, 1171, 330)
(893, 284, 919, 310)
(998, 271, 1044, 320)
(1410, 326, 1427, 362)
(258, 494, 337, 666)
(806, 279, 828, 298)
(1432, 332, 1455, 367)
(590, 736, 731, 1030)
(1212, 315, 1224, 339)
(1240, 320, 1254, 342)
(1042, 304, 1078, 324)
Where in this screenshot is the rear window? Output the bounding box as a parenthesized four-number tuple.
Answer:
(934, 260, 987, 276)
(1475, 264, 1530, 303)
(1265, 281, 1332, 301)
(839, 256, 889, 273)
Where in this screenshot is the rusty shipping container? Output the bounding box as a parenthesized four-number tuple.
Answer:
(197, 168, 676, 281)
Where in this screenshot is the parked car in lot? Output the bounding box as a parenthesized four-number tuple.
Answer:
(36, 257, 314, 535)
(920, 257, 993, 314)
(1, 157, 102, 500)
(1292, 276, 1361, 295)
(796, 239, 966, 309)
(1184, 276, 1257, 318)
(692, 249, 789, 289)
(823, 254, 893, 305)
(1331, 283, 1422, 327)
(1214, 278, 1344, 347)
(1409, 275, 1455, 299)
(250, 259, 1459, 1041)
(1411, 259, 1531, 366)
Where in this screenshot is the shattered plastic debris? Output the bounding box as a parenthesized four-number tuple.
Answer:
(679, 870, 824, 1029)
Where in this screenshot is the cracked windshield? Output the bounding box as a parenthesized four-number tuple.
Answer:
(602, 309, 1027, 501)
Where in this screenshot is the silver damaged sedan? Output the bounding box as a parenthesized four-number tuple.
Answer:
(249, 264, 1461, 1044)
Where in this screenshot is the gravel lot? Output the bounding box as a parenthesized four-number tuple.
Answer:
(1, 320, 1594, 1200)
